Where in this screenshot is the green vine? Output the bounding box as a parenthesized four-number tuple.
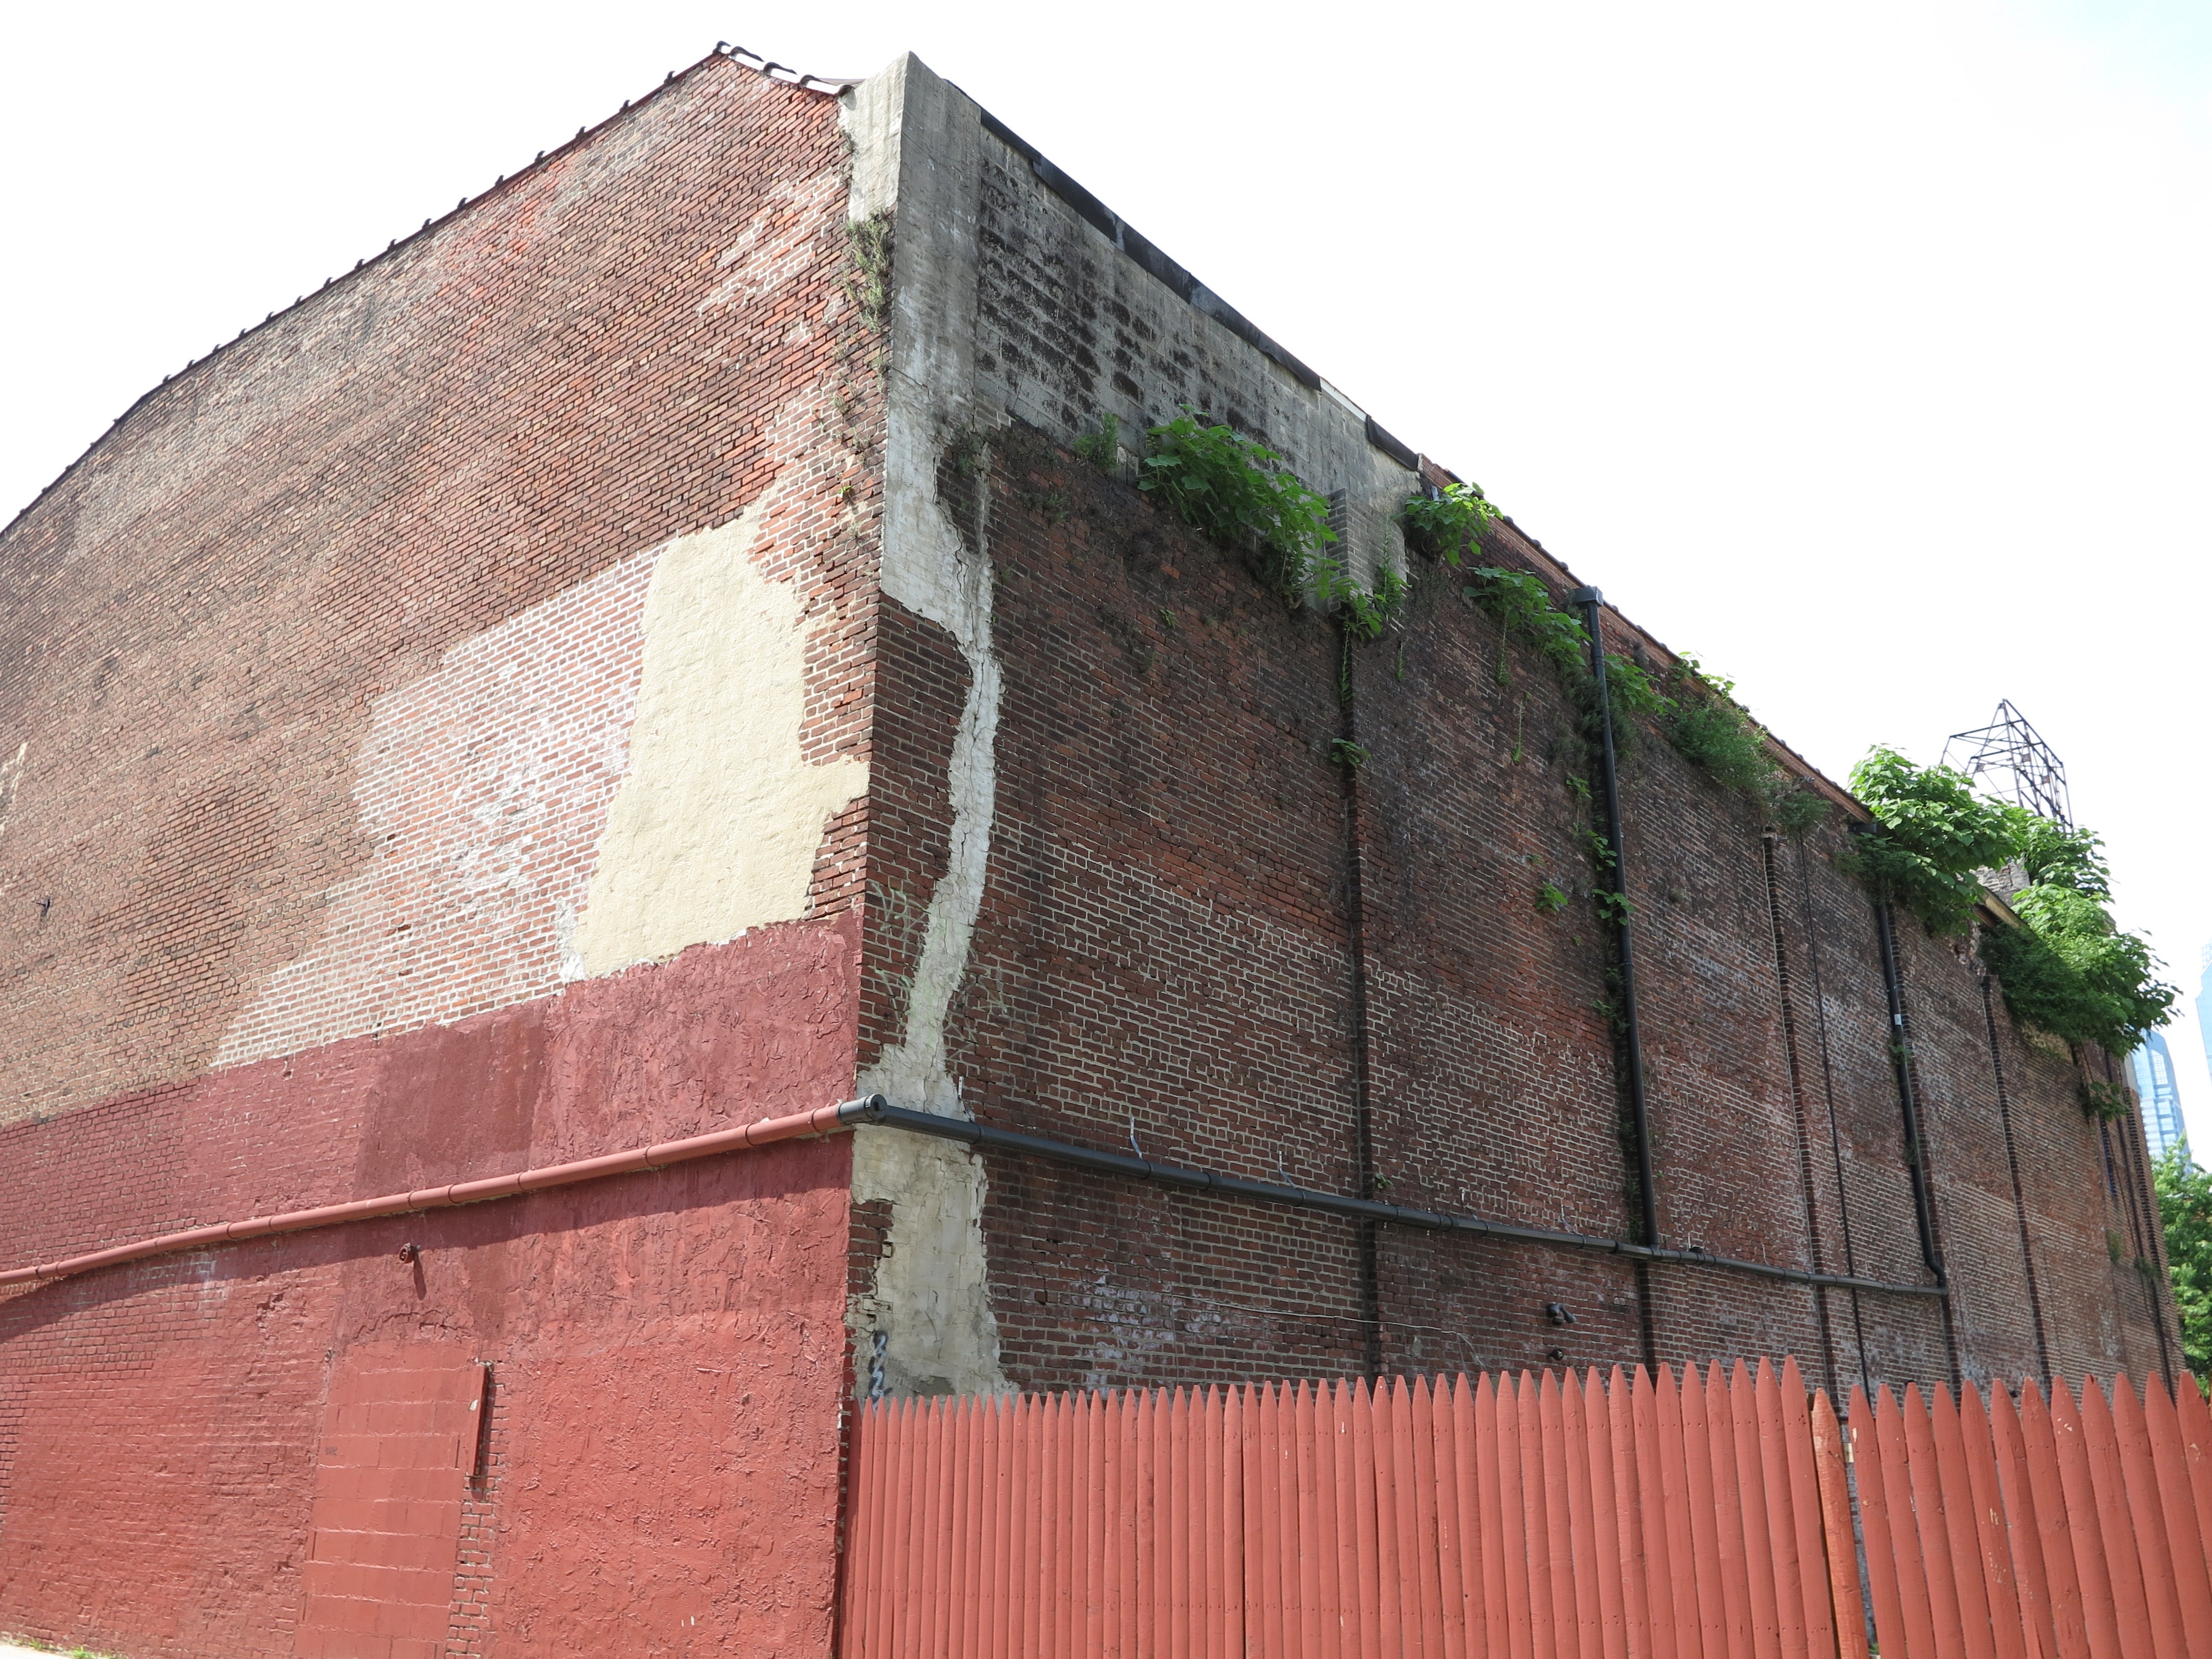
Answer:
(1846, 748, 2015, 935)
(1316, 560, 1408, 643)
(1400, 481, 1501, 567)
(1849, 748, 2176, 1052)
(1073, 411, 1121, 472)
(844, 213, 893, 345)
(1980, 884, 2175, 1054)
(1140, 409, 1337, 602)
(2080, 1080, 2133, 1123)
(1460, 567, 1588, 677)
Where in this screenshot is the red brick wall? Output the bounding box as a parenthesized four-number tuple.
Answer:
(879, 420, 2176, 1399)
(0, 54, 877, 1123)
(0, 52, 881, 1658)
(0, 926, 861, 1656)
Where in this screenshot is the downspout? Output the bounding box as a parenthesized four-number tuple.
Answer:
(1568, 589, 1661, 1248)
(1569, 586, 1661, 1374)
(1869, 892, 1961, 1382)
(1975, 960, 2052, 1379)
(1761, 831, 1840, 1396)
(1338, 625, 1385, 1379)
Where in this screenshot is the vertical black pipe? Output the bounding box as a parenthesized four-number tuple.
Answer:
(1339, 628, 1385, 1379)
(1870, 893, 1961, 1383)
(1871, 896, 1944, 1278)
(1976, 967, 2052, 1379)
(1568, 588, 1661, 1255)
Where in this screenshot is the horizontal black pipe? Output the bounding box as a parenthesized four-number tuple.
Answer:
(841, 1097, 1947, 1302)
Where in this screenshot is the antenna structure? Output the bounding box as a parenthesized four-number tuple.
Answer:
(1940, 700, 2071, 824)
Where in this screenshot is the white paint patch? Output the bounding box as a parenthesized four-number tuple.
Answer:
(212, 467, 863, 1064)
(567, 491, 868, 976)
(214, 547, 659, 1065)
(0, 742, 24, 844)
(697, 169, 846, 315)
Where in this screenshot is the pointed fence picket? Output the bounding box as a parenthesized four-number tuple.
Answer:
(839, 1362, 2212, 1659)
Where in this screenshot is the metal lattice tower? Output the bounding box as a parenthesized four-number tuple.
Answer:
(1940, 700, 2072, 824)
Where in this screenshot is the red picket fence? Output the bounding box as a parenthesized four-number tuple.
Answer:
(838, 1360, 2212, 1659)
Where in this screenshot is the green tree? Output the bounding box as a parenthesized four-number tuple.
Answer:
(2155, 1147, 2212, 1384)
(1847, 746, 2015, 933)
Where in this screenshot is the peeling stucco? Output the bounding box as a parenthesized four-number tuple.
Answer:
(842, 56, 1009, 1398)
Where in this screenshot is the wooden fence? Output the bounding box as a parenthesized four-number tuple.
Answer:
(838, 1359, 2212, 1659)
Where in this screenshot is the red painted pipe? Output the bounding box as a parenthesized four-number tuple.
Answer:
(0, 1097, 862, 1289)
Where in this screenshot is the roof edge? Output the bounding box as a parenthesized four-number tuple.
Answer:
(2, 44, 851, 544)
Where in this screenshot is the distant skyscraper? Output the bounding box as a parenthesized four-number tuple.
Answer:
(2197, 942, 2212, 1134)
(2132, 1028, 2189, 1163)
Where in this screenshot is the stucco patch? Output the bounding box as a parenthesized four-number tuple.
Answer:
(568, 495, 867, 977)
(842, 58, 1009, 1399)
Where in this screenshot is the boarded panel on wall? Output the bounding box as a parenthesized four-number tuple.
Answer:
(296, 1342, 485, 1659)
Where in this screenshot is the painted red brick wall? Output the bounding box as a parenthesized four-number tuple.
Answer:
(0, 51, 881, 1659)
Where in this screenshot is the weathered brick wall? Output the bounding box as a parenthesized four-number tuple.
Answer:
(905, 418, 2175, 1400)
(839, 69, 2180, 1398)
(0, 55, 875, 1125)
(0, 52, 882, 1658)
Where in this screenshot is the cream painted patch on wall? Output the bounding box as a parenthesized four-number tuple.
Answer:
(567, 499, 867, 976)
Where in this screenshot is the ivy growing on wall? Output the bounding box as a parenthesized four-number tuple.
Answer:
(1138, 409, 1337, 602)
(1654, 656, 1831, 833)
(1449, 562, 1825, 830)
(1108, 419, 1819, 835)
(1848, 748, 2176, 1055)
(1980, 867, 2176, 1057)
(1399, 482, 1500, 567)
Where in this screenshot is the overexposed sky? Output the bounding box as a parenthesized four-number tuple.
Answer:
(6, 2, 2209, 1139)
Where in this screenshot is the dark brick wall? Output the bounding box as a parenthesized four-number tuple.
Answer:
(901, 420, 2178, 1398)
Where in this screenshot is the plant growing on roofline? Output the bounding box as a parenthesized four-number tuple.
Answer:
(1138, 408, 1337, 602)
(1444, 552, 1827, 829)
(1846, 747, 2016, 935)
(1399, 481, 1501, 567)
(1847, 747, 2176, 1054)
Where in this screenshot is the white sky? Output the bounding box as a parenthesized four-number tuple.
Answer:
(6, 2, 2209, 1139)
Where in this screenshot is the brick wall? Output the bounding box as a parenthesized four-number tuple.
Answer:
(0, 51, 881, 1658)
(832, 70, 2175, 1407)
(0, 41, 2181, 1658)
(0, 53, 877, 1125)
(867, 413, 2177, 1400)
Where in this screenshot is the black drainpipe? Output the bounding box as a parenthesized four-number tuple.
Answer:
(1338, 626, 1384, 1379)
(1976, 963, 2052, 1380)
(1569, 588, 1662, 1374)
(1869, 892, 1961, 1382)
(1569, 589, 1661, 1253)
